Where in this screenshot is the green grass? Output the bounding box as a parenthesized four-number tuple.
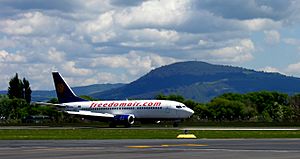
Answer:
(0, 129, 300, 140)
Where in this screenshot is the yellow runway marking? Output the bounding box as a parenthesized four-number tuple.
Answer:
(127, 144, 208, 148)
(161, 144, 207, 147)
(127, 146, 155, 148)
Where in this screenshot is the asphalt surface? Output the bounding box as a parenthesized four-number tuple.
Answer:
(0, 139, 300, 159)
(1, 126, 300, 130)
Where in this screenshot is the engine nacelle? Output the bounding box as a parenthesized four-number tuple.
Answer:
(113, 114, 135, 126)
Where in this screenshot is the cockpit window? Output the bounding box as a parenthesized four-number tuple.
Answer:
(176, 106, 182, 109)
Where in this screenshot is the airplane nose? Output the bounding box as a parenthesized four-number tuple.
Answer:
(186, 108, 194, 117)
(189, 109, 194, 115)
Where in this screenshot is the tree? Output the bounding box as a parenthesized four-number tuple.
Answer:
(79, 95, 99, 101)
(207, 97, 255, 121)
(155, 94, 167, 100)
(194, 104, 210, 120)
(289, 94, 300, 121)
(0, 95, 11, 120)
(7, 73, 23, 99)
(7, 73, 32, 104)
(184, 99, 198, 111)
(23, 78, 32, 103)
(47, 98, 59, 104)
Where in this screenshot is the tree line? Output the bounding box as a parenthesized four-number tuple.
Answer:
(156, 92, 300, 122)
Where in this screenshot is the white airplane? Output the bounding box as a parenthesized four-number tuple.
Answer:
(50, 72, 194, 127)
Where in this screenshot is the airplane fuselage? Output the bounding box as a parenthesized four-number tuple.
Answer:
(64, 100, 194, 119)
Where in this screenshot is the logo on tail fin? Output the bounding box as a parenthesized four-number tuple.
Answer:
(57, 83, 65, 94)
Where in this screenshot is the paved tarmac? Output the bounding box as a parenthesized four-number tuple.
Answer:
(0, 139, 300, 159)
(1, 126, 300, 130)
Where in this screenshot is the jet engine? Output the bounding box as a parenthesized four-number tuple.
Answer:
(111, 114, 135, 127)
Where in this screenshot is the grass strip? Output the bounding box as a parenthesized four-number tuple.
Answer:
(0, 129, 300, 140)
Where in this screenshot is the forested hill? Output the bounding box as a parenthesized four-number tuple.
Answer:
(92, 61, 300, 102)
(0, 83, 125, 102)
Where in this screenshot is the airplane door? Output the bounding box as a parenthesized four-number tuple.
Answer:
(174, 108, 178, 118)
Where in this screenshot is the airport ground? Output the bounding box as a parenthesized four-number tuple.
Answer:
(0, 126, 300, 158)
(1, 139, 300, 159)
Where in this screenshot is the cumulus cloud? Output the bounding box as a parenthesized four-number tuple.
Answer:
(259, 66, 281, 73)
(205, 39, 255, 63)
(196, 0, 292, 20)
(115, 0, 191, 28)
(47, 48, 66, 63)
(286, 62, 300, 74)
(0, 0, 299, 90)
(0, 50, 26, 63)
(264, 30, 280, 44)
(241, 18, 282, 31)
(0, 36, 17, 48)
(79, 11, 116, 43)
(0, 12, 71, 36)
(284, 38, 300, 45)
(62, 61, 92, 76)
(91, 51, 178, 76)
(283, 38, 300, 54)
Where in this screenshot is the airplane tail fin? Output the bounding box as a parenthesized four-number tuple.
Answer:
(52, 72, 87, 103)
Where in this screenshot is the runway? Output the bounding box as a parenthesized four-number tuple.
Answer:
(0, 126, 300, 130)
(0, 139, 300, 159)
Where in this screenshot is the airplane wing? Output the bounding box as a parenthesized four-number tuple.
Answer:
(65, 110, 114, 118)
(34, 102, 66, 107)
(34, 102, 114, 118)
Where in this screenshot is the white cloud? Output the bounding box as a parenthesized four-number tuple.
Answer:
(284, 38, 300, 45)
(241, 18, 282, 31)
(207, 39, 255, 63)
(286, 62, 300, 74)
(47, 48, 66, 63)
(0, 50, 26, 63)
(80, 0, 113, 13)
(119, 28, 180, 48)
(259, 66, 280, 73)
(283, 38, 300, 54)
(0, 12, 65, 36)
(130, 28, 179, 42)
(264, 30, 280, 44)
(90, 51, 177, 76)
(80, 11, 117, 43)
(115, 0, 191, 27)
(0, 36, 17, 48)
(62, 61, 92, 76)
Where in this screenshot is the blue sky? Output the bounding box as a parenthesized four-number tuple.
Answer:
(1, 0, 300, 90)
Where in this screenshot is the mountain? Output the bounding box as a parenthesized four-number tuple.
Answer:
(91, 61, 300, 102)
(0, 83, 125, 102)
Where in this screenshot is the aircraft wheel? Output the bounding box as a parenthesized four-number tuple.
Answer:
(124, 123, 132, 128)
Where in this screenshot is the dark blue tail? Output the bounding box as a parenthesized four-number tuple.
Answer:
(52, 72, 87, 103)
